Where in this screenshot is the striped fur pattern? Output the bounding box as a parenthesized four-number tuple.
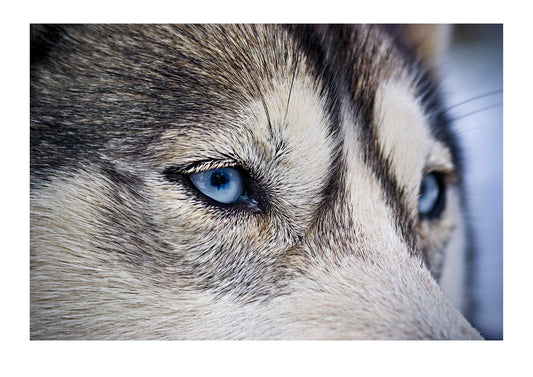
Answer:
(30, 25, 482, 339)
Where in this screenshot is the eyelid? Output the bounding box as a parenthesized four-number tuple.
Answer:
(162, 159, 239, 187)
(425, 143, 456, 176)
(422, 167, 458, 187)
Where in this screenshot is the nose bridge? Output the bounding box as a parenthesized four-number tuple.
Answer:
(274, 92, 482, 339)
(290, 155, 482, 339)
(302, 146, 409, 266)
(302, 92, 412, 255)
(293, 221, 482, 339)
(303, 182, 413, 276)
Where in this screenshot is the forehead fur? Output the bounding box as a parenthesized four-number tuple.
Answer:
(32, 25, 437, 182)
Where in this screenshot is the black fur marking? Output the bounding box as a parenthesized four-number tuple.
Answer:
(382, 25, 464, 182)
(31, 24, 71, 66)
(281, 25, 433, 256)
(94, 163, 182, 270)
(283, 25, 349, 239)
(331, 25, 421, 253)
(418, 76, 465, 183)
(30, 24, 465, 305)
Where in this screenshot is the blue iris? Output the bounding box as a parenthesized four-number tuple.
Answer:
(419, 173, 445, 217)
(190, 167, 245, 204)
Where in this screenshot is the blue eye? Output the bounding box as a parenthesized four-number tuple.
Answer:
(419, 173, 446, 218)
(190, 167, 246, 204)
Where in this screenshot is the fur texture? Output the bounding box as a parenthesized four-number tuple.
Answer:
(30, 24, 482, 339)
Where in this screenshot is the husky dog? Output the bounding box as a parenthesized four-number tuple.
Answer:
(30, 24, 483, 339)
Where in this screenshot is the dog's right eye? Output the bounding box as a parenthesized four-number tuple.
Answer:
(189, 167, 247, 204)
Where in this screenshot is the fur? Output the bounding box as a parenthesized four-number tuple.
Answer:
(30, 24, 482, 339)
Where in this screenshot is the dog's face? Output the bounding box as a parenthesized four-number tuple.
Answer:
(30, 25, 482, 339)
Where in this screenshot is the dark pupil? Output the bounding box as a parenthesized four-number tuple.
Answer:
(210, 171, 229, 189)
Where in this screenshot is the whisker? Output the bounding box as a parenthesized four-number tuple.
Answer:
(284, 54, 299, 124)
(445, 89, 503, 112)
(449, 103, 503, 122)
(250, 68, 273, 134)
(260, 92, 273, 133)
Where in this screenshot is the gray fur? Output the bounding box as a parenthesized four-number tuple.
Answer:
(30, 24, 482, 339)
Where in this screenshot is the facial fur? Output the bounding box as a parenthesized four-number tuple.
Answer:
(30, 24, 482, 339)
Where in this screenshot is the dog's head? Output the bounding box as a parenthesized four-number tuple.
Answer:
(30, 25, 481, 339)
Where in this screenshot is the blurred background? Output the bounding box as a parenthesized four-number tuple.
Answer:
(441, 24, 503, 340)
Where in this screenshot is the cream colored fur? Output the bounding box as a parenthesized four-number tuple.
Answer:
(30, 25, 482, 339)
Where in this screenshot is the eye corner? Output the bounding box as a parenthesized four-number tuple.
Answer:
(162, 165, 186, 184)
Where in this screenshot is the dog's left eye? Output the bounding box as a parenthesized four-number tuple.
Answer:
(189, 167, 246, 204)
(419, 172, 446, 218)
